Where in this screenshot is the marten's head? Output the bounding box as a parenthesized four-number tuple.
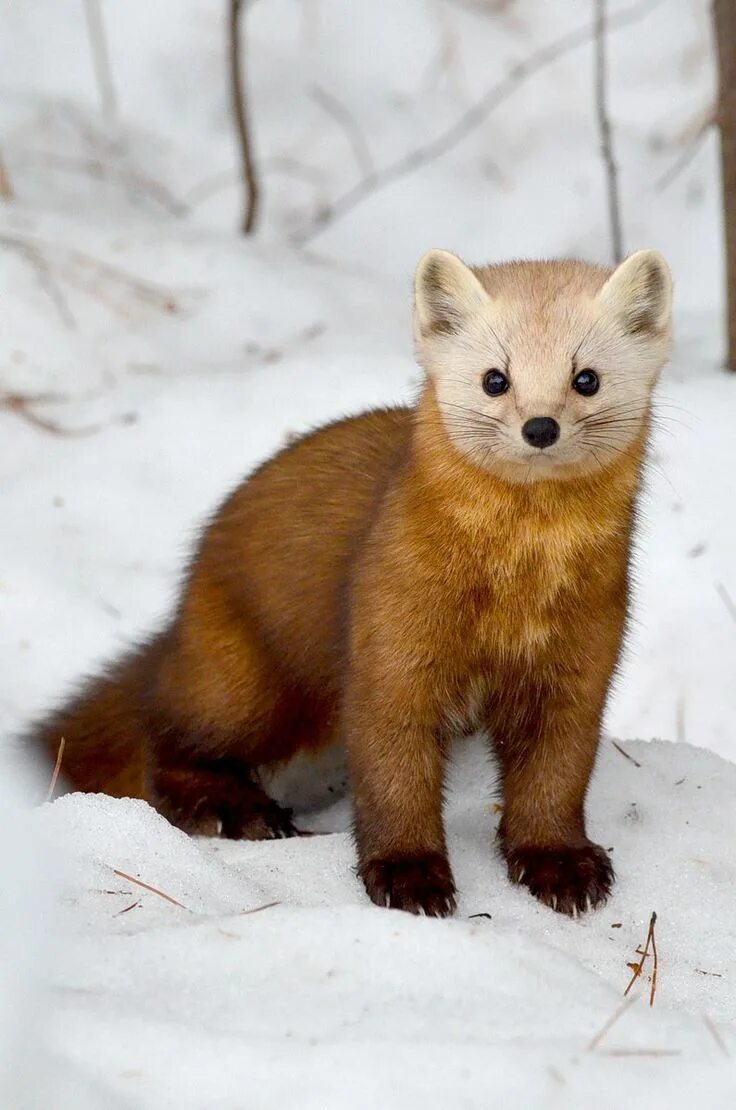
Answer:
(413, 249, 672, 483)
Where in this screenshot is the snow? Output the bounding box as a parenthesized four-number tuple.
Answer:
(5, 739, 736, 1107)
(2, 0, 736, 1104)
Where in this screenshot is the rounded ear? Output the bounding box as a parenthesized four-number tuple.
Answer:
(597, 249, 673, 335)
(414, 249, 489, 338)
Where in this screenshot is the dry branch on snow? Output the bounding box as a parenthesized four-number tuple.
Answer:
(228, 0, 260, 234)
(714, 0, 736, 370)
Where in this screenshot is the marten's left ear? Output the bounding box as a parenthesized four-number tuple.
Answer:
(414, 249, 490, 338)
(598, 250, 672, 335)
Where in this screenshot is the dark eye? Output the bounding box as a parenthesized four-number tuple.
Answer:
(482, 369, 509, 396)
(572, 369, 599, 396)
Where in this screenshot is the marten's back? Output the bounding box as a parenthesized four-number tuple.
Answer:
(184, 406, 413, 689)
(26, 406, 413, 796)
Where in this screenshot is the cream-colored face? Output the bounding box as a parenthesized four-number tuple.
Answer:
(414, 249, 673, 483)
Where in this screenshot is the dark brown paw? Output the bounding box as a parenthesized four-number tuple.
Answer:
(153, 766, 296, 841)
(506, 843, 614, 916)
(361, 853, 457, 917)
(223, 796, 296, 841)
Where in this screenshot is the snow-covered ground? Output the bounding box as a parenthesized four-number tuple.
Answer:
(2, 0, 736, 1105)
(5, 739, 736, 1107)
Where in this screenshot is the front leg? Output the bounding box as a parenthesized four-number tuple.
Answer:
(488, 662, 614, 916)
(344, 670, 456, 918)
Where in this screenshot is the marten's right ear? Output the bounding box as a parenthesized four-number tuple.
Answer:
(597, 250, 673, 336)
(414, 250, 490, 339)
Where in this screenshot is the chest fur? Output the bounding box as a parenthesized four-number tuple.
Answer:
(460, 508, 614, 661)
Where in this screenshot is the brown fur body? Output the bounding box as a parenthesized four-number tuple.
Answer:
(27, 386, 643, 915)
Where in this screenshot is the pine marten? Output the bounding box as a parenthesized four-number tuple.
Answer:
(25, 248, 673, 917)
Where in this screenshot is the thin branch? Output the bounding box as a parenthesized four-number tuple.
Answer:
(714, 0, 736, 369)
(0, 231, 197, 319)
(0, 391, 101, 437)
(655, 115, 714, 191)
(228, 0, 260, 234)
(649, 912, 659, 1005)
(0, 234, 76, 329)
(0, 151, 12, 200)
(14, 150, 187, 216)
(675, 695, 686, 744)
(239, 900, 280, 915)
(442, 0, 514, 14)
(111, 868, 189, 911)
(185, 156, 324, 208)
(114, 899, 142, 917)
(594, 0, 624, 264)
(611, 740, 641, 767)
(184, 168, 239, 206)
(82, 0, 118, 128)
(587, 995, 637, 1052)
(299, 0, 661, 244)
(703, 1015, 731, 1059)
(624, 911, 658, 1006)
(310, 86, 375, 178)
(45, 737, 66, 804)
(716, 581, 736, 624)
(600, 1048, 680, 1058)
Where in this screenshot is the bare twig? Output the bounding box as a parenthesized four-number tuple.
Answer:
(228, 0, 260, 234)
(611, 740, 641, 767)
(184, 168, 240, 206)
(676, 696, 686, 744)
(45, 737, 66, 804)
(442, 0, 514, 14)
(587, 995, 637, 1051)
(82, 0, 118, 128)
(300, 0, 661, 244)
(57, 246, 184, 312)
(714, 0, 736, 369)
(716, 581, 736, 624)
(185, 156, 324, 208)
(0, 231, 195, 319)
(600, 1048, 680, 1057)
(114, 899, 142, 917)
(310, 86, 374, 178)
(112, 868, 189, 911)
(14, 150, 187, 216)
(649, 912, 659, 1005)
(655, 112, 715, 191)
(0, 152, 12, 200)
(703, 1015, 731, 1058)
(0, 234, 76, 329)
(0, 391, 100, 437)
(239, 900, 280, 915)
(624, 911, 658, 1006)
(594, 0, 624, 263)
(418, 24, 466, 99)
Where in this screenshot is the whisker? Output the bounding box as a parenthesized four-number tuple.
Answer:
(439, 400, 508, 425)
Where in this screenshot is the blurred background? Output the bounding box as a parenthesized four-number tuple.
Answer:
(1, 0, 734, 758)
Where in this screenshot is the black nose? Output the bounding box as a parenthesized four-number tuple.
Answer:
(521, 416, 560, 449)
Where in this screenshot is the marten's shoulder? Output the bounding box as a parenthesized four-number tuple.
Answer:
(255, 405, 413, 480)
(211, 406, 413, 527)
(186, 406, 415, 645)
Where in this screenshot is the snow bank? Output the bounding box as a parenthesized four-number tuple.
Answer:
(16, 738, 735, 1107)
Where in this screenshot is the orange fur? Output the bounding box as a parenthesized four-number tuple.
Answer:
(26, 251, 671, 917)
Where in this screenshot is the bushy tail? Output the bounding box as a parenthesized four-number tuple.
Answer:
(24, 643, 156, 800)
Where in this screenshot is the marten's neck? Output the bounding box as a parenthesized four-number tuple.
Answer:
(406, 384, 646, 548)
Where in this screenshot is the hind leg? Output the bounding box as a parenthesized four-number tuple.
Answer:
(151, 757, 297, 840)
(143, 581, 313, 839)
